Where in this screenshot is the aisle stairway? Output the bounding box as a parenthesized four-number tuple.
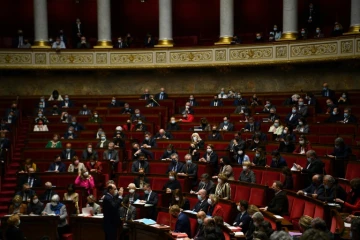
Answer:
(0, 118, 29, 216)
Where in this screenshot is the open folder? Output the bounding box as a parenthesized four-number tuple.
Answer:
(134, 218, 157, 225)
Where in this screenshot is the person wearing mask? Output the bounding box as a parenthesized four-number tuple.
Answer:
(18, 166, 41, 188)
(67, 156, 86, 173)
(293, 135, 312, 154)
(48, 155, 66, 172)
(9, 195, 27, 214)
(94, 127, 105, 139)
(103, 142, 120, 167)
(131, 153, 150, 173)
(217, 88, 228, 99)
(254, 33, 264, 42)
(243, 117, 259, 133)
(324, 98, 337, 114)
(60, 95, 74, 108)
(114, 36, 128, 48)
(282, 167, 294, 190)
(298, 28, 308, 40)
(50, 104, 62, 116)
(188, 94, 199, 106)
(297, 174, 325, 198)
(82, 143, 99, 160)
(268, 119, 284, 140)
(171, 189, 190, 210)
(191, 133, 205, 149)
(52, 37, 66, 49)
(161, 144, 177, 160)
(180, 102, 194, 115)
(89, 111, 102, 123)
(124, 183, 140, 203)
(45, 134, 62, 148)
(63, 126, 77, 140)
(332, 22, 344, 37)
(60, 112, 72, 123)
(218, 116, 234, 131)
(75, 169, 95, 195)
(121, 103, 134, 115)
(63, 183, 79, 214)
(207, 194, 224, 218)
(167, 117, 181, 131)
(192, 189, 209, 212)
(155, 87, 168, 100)
(108, 96, 121, 108)
(226, 132, 245, 152)
(293, 117, 309, 133)
(103, 184, 122, 239)
(325, 107, 342, 123)
(208, 126, 222, 140)
(85, 195, 101, 215)
(267, 150, 287, 168)
(338, 92, 350, 105)
(163, 171, 182, 193)
(210, 95, 224, 107)
(155, 128, 173, 139)
(252, 148, 266, 167)
(76, 36, 91, 48)
(48, 89, 63, 101)
(42, 194, 69, 236)
(61, 143, 77, 160)
(27, 195, 44, 215)
(134, 172, 150, 189)
(140, 183, 158, 220)
(295, 150, 324, 186)
(318, 175, 347, 202)
(146, 94, 160, 107)
(86, 156, 102, 174)
(141, 131, 157, 148)
(327, 137, 352, 160)
(69, 117, 84, 131)
(269, 24, 282, 40)
(314, 27, 324, 38)
(33, 119, 49, 132)
(5, 214, 26, 240)
(233, 200, 251, 233)
(178, 154, 198, 187)
(189, 143, 201, 162)
(41, 182, 57, 201)
(215, 156, 234, 180)
(234, 148, 250, 165)
(285, 106, 301, 128)
(193, 211, 207, 238)
(170, 205, 191, 237)
(96, 133, 110, 149)
(214, 173, 231, 200)
(278, 135, 295, 153)
(334, 178, 360, 214)
(199, 144, 219, 173)
(262, 99, 273, 113)
(234, 102, 249, 114)
(113, 132, 125, 149)
(131, 109, 146, 123)
(260, 181, 289, 216)
(132, 142, 153, 160)
(339, 108, 357, 124)
(239, 161, 256, 183)
(139, 89, 150, 100)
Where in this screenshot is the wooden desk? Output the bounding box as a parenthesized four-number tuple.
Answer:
(127, 221, 171, 240)
(70, 215, 121, 240)
(1, 216, 60, 240)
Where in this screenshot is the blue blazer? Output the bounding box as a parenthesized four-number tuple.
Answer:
(175, 212, 191, 237)
(270, 157, 287, 168)
(48, 162, 66, 172)
(234, 211, 251, 233)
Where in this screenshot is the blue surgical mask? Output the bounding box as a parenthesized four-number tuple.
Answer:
(324, 185, 330, 190)
(224, 121, 228, 124)
(111, 100, 116, 103)
(136, 114, 140, 117)
(38, 114, 43, 117)
(68, 131, 72, 134)
(101, 136, 106, 140)
(197, 218, 203, 225)
(144, 190, 149, 194)
(255, 153, 260, 158)
(187, 160, 192, 165)
(344, 113, 349, 118)
(72, 122, 76, 125)
(292, 110, 296, 113)
(65, 97, 69, 101)
(197, 195, 202, 201)
(307, 157, 312, 162)
(274, 123, 279, 127)
(316, 29, 320, 33)
(138, 121, 142, 124)
(332, 111, 337, 115)
(298, 102, 304, 106)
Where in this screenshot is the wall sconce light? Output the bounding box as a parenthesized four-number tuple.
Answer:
(141, 0, 146, 2)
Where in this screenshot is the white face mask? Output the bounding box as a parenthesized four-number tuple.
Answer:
(193, 137, 197, 141)
(237, 205, 241, 211)
(113, 190, 118, 196)
(33, 199, 39, 204)
(218, 179, 222, 184)
(83, 172, 89, 177)
(243, 166, 248, 171)
(238, 150, 243, 155)
(207, 198, 212, 205)
(88, 148, 92, 152)
(129, 189, 135, 193)
(175, 197, 179, 201)
(169, 176, 175, 181)
(51, 202, 57, 206)
(207, 149, 212, 153)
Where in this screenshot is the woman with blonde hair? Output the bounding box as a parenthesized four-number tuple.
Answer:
(6, 214, 26, 240)
(215, 173, 231, 200)
(191, 132, 204, 149)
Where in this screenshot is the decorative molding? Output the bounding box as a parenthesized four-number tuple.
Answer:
(110, 53, 153, 64)
(290, 42, 337, 57)
(0, 53, 31, 64)
(229, 47, 272, 60)
(156, 52, 167, 63)
(357, 39, 360, 53)
(35, 53, 46, 64)
(96, 53, 107, 64)
(341, 40, 353, 54)
(170, 51, 212, 63)
(49, 53, 93, 64)
(276, 46, 288, 58)
(215, 49, 226, 61)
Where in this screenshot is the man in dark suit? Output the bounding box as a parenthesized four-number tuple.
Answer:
(260, 181, 289, 216)
(121, 103, 134, 115)
(61, 143, 77, 160)
(297, 174, 325, 198)
(233, 200, 251, 234)
(192, 189, 209, 212)
(108, 97, 123, 108)
(103, 184, 122, 240)
(285, 108, 301, 128)
(210, 95, 223, 107)
(141, 183, 158, 220)
(226, 132, 246, 152)
(340, 108, 357, 124)
(295, 150, 324, 182)
(132, 143, 154, 160)
(233, 94, 248, 106)
(16, 183, 36, 201)
(73, 18, 84, 46)
(77, 36, 91, 49)
(317, 175, 347, 202)
(218, 117, 234, 131)
(68, 117, 84, 131)
(114, 37, 128, 49)
(321, 82, 335, 99)
(193, 174, 216, 195)
(178, 154, 198, 186)
(193, 211, 206, 238)
(155, 87, 168, 100)
(131, 153, 150, 173)
(144, 34, 155, 48)
(103, 142, 119, 169)
(170, 205, 191, 237)
(166, 153, 184, 174)
(141, 132, 157, 148)
(140, 89, 150, 100)
(48, 156, 66, 172)
(155, 129, 173, 140)
(63, 126, 78, 140)
(243, 118, 260, 133)
(119, 196, 137, 221)
(297, 98, 308, 117)
(40, 182, 58, 201)
(189, 95, 199, 107)
(0, 132, 11, 149)
(179, 102, 194, 115)
(60, 95, 74, 108)
(18, 168, 41, 188)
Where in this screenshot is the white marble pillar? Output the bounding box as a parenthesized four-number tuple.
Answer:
(345, 0, 360, 34)
(215, 0, 234, 45)
(94, 0, 112, 48)
(156, 0, 173, 47)
(279, 0, 298, 41)
(32, 0, 50, 48)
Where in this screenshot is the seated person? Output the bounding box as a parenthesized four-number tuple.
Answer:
(189, 143, 201, 162)
(233, 149, 250, 165)
(134, 172, 150, 189)
(131, 109, 146, 123)
(314, 27, 324, 38)
(207, 194, 224, 218)
(226, 132, 245, 152)
(124, 183, 140, 203)
(218, 116, 234, 131)
(86, 195, 101, 215)
(119, 196, 137, 221)
(260, 181, 289, 216)
(50, 104, 61, 116)
(48, 155, 66, 172)
(254, 32, 264, 42)
(68, 117, 84, 131)
(113, 126, 126, 139)
(166, 117, 180, 131)
(78, 104, 92, 116)
(200, 117, 211, 131)
(279, 126, 296, 142)
(327, 137, 352, 160)
(285, 106, 301, 128)
(121, 103, 134, 114)
(297, 98, 308, 117)
(170, 205, 191, 237)
(233, 93, 247, 106)
(67, 156, 86, 173)
(243, 117, 259, 132)
(27, 195, 44, 215)
(141, 131, 157, 148)
(34, 111, 49, 124)
(318, 175, 347, 202)
(192, 189, 209, 212)
(42, 194, 69, 236)
(216, 156, 234, 180)
(214, 173, 231, 200)
(278, 134, 295, 153)
(331, 22, 343, 36)
(239, 161, 256, 183)
(41, 182, 58, 201)
(178, 154, 198, 186)
(179, 112, 194, 123)
(155, 129, 173, 139)
(253, 126, 268, 142)
(17, 168, 40, 189)
(132, 142, 154, 160)
(133, 119, 147, 131)
(171, 189, 190, 211)
(199, 144, 219, 173)
(131, 153, 149, 173)
(191, 132, 204, 149)
(18, 158, 37, 173)
(293, 117, 309, 133)
(146, 95, 160, 107)
(167, 153, 184, 174)
(179, 102, 194, 115)
(86, 156, 102, 174)
(61, 143, 76, 160)
(33, 119, 49, 132)
(334, 178, 360, 214)
(60, 112, 72, 123)
(233, 200, 251, 234)
(339, 107, 357, 123)
(161, 144, 177, 160)
(163, 171, 182, 193)
(96, 133, 110, 148)
(16, 183, 36, 201)
(267, 150, 287, 168)
(218, 88, 228, 99)
(88, 111, 102, 123)
(262, 99, 274, 113)
(82, 144, 99, 160)
(45, 134, 62, 148)
(63, 126, 77, 140)
(0, 119, 11, 132)
(311, 217, 335, 240)
(9, 195, 27, 214)
(63, 184, 79, 214)
(325, 107, 342, 123)
(113, 132, 125, 148)
(208, 126, 222, 140)
(293, 135, 312, 155)
(297, 174, 324, 198)
(268, 108, 279, 122)
(140, 184, 158, 220)
(234, 104, 249, 114)
(108, 96, 122, 108)
(337, 92, 350, 105)
(252, 148, 267, 167)
(282, 167, 294, 190)
(268, 119, 284, 140)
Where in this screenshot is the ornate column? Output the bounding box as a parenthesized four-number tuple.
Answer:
(32, 0, 50, 48)
(215, 0, 234, 45)
(94, 0, 112, 48)
(155, 0, 173, 47)
(278, 0, 298, 41)
(344, 0, 360, 34)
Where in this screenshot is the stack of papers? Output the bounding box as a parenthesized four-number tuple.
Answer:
(273, 215, 284, 219)
(134, 218, 157, 225)
(82, 207, 93, 216)
(183, 210, 197, 215)
(289, 232, 302, 237)
(234, 232, 244, 236)
(227, 226, 242, 232)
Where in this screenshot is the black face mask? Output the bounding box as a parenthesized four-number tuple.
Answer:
(88, 202, 94, 206)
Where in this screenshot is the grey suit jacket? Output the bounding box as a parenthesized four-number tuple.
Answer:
(42, 203, 68, 227)
(86, 202, 101, 214)
(298, 105, 308, 117)
(119, 205, 137, 221)
(218, 122, 234, 131)
(103, 150, 119, 162)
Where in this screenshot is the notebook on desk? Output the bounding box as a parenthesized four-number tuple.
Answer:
(193, 126, 202, 131)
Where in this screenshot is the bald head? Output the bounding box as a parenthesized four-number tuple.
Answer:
(198, 189, 207, 200)
(197, 211, 206, 220)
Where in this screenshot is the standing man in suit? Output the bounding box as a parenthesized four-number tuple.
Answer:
(178, 154, 198, 187)
(170, 205, 191, 237)
(73, 18, 84, 46)
(48, 155, 66, 172)
(103, 142, 119, 169)
(192, 189, 209, 212)
(260, 181, 289, 216)
(295, 150, 324, 186)
(233, 200, 251, 233)
(321, 82, 335, 99)
(218, 117, 234, 131)
(155, 87, 168, 100)
(103, 184, 122, 240)
(114, 37, 127, 48)
(61, 143, 77, 160)
(140, 183, 158, 220)
(210, 95, 223, 107)
(166, 153, 184, 174)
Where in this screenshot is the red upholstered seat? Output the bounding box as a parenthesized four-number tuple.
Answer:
(218, 202, 233, 223)
(148, 162, 169, 174)
(62, 234, 73, 240)
(252, 170, 263, 185)
(233, 185, 251, 202)
(232, 166, 242, 180)
(303, 201, 316, 218)
(248, 188, 265, 207)
(223, 231, 231, 240)
(314, 205, 325, 219)
(197, 164, 207, 179)
(117, 176, 135, 188)
(189, 217, 198, 238)
(157, 211, 171, 226)
(187, 196, 198, 210)
(289, 198, 305, 222)
(151, 177, 169, 191)
(260, 171, 280, 186)
(264, 216, 277, 230)
(345, 161, 360, 180)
